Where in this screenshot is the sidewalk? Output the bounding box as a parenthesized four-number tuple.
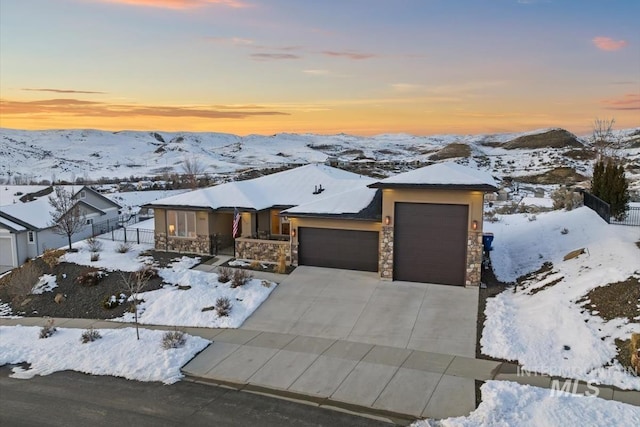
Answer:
(1, 317, 639, 424)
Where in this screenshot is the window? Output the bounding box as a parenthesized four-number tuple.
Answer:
(27, 231, 35, 244)
(86, 218, 93, 225)
(79, 190, 86, 199)
(167, 210, 197, 238)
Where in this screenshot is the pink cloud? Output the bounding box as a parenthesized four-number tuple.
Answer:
(101, 0, 248, 10)
(592, 36, 628, 51)
(601, 93, 640, 110)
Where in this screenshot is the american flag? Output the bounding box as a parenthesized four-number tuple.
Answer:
(232, 208, 240, 238)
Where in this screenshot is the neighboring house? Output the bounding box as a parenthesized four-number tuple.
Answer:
(147, 162, 497, 287)
(0, 186, 121, 270)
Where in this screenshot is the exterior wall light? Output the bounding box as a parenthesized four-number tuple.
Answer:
(291, 229, 296, 238)
(472, 220, 478, 231)
(384, 216, 392, 226)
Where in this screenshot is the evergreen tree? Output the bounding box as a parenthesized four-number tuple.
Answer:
(591, 159, 629, 221)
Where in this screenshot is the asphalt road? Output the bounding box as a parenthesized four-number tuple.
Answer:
(0, 367, 391, 427)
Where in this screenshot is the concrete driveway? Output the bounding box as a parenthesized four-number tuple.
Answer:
(242, 266, 479, 358)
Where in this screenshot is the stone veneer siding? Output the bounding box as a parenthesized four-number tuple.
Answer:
(291, 243, 299, 266)
(155, 233, 211, 254)
(235, 238, 291, 264)
(379, 225, 394, 280)
(466, 231, 483, 287)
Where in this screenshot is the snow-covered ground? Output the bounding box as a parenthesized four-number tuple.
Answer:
(482, 207, 640, 390)
(58, 238, 278, 328)
(414, 381, 640, 427)
(0, 325, 209, 384)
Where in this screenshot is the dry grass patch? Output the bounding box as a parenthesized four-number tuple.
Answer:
(515, 167, 588, 185)
(503, 129, 582, 149)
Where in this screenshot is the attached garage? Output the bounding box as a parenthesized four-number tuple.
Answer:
(0, 236, 15, 268)
(298, 227, 379, 272)
(393, 203, 468, 285)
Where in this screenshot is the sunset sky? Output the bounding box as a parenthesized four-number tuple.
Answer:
(0, 0, 638, 136)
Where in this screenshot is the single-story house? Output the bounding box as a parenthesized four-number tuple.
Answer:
(146, 162, 497, 286)
(0, 186, 121, 269)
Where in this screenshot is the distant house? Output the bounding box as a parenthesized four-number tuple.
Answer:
(0, 186, 121, 271)
(146, 162, 497, 287)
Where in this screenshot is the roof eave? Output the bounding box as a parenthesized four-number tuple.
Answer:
(284, 212, 382, 222)
(367, 183, 498, 192)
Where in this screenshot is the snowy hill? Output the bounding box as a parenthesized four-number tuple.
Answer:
(0, 127, 638, 192)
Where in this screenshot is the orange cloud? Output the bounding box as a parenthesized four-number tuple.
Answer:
(592, 36, 628, 51)
(0, 98, 287, 118)
(601, 93, 640, 110)
(100, 0, 248, 10)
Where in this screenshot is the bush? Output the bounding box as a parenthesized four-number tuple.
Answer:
(631, 333, 640, 374)
(274, 247, 287, 274)
(86, 236, 103, 253)
(42, 249, 66, 269)
(39, 319, 57, 339)
(217, 266, 232, 283)
(551, 187, 582, 211)
(135, 264, 159, 281)
(161, 330, 187, 349)
(116, 242, 133, 253)
(102, 293, 126, 309)
(80, 327, 102, 343)
(215, 297, 232, 317)
(75, 268, 106, 286)
(90, 252, 100, 262)
(231, 268, 252, 288)
(249, 260, 262, 269)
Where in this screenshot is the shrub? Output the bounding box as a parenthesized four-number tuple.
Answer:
(249, 260, 262, 269)
(75, 268, 106, 286)
(86, 236, 103, 253)
(215, 297, 232, 317)
(135, 264, 159, 281)
(161, 330, 186, 349)
(551, 187, 582, 211)
(42, 248, 66, 269)
(217, 266, 232, 283)
(80, 327, 102, 343)
(39, 319, 57, 339)
(231, 268, 252, 288)
(102, 293, 126, 309)
(274, 247, 287, 274)
(2, 261, 42, 303)
(90, 252, 100, 262)
(116, 242, 133, 253)
(630, 333, 640, 374)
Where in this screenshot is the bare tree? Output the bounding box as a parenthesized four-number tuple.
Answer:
(120, 266, 154, 340)
(592, 118, 621, 159)
(180, 155, 206, 188)
(49, 186, 86, 251)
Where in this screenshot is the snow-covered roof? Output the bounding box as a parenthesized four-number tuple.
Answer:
(0, 198, 55, 230)
(148, 164, 374, 211)
(369, 162, 498, 190)
(0, 216, 26, 232)
(283, 187, 380, 218)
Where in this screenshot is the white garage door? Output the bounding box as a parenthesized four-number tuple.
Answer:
(0, 237, 14, 267)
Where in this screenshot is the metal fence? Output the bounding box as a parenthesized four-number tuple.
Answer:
(99, 227, 155, 245)
(583, 191, 640, 226)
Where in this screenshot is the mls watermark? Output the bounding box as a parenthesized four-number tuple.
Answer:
(516, 366, 638, 398)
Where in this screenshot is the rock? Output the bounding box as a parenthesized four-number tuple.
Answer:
(563, 248, 585, 261)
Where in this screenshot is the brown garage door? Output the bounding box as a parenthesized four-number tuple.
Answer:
(394, 203, 468, 285)
(298, 227, 379, 272)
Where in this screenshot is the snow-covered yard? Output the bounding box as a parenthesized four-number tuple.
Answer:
(482, 207, 640, 390)
(60, 238, 278, 328)
(414, 381, 640, 427)
(0, 325, 208, 384)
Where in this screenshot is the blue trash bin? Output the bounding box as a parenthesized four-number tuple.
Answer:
(482, 232, 494, 253)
